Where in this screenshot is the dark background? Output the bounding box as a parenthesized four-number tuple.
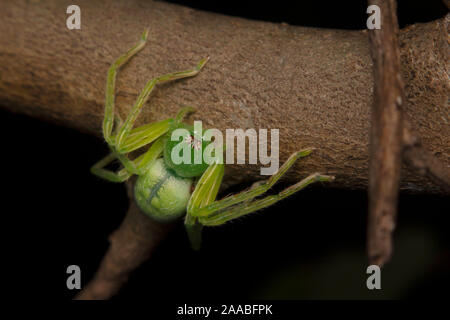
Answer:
(2, 0, 448, 300)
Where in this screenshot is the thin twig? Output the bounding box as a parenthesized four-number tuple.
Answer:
(366, 1, 450, 266)
(367, 0, 404, 267)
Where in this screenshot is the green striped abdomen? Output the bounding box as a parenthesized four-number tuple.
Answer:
(134, 158, 193, 222)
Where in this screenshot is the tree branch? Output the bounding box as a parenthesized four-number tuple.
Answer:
(403, 123, 450, 193)
(75, 180, 174, 300)
(366, 1, 449, 267)
(366, 0, 404, 267)
(0, 0, 448, 192)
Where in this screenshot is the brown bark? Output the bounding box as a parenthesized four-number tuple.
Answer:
(403, 123, 450, 193)
(367, 0, 404, 266)
(0, 0, 448, 193)
(75, 181, 174, 300)
(366, 1, 449, 267)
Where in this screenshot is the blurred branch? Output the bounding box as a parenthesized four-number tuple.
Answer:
(367, 0, 450, 267)
(75, 180, 174, 300)
(403, 124, 450, 193)
(367, 0, 404, 267)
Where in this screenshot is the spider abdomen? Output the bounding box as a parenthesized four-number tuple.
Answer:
(134, 158, 193, 222)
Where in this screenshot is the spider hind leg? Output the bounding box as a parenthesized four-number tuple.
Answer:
(184, 148, 334, 248)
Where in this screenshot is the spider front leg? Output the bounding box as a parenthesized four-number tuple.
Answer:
(102, 29, 207, 147)
(97, 29, 207, 181)
(185, 148, 334, 248)
(113, 57, 209, 152)
(105, 56, 208, 173)
(103, 29, 149, 145)
(92, 106, 195, 182)
(91, 134, 165, 182)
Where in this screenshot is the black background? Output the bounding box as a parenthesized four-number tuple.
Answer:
(2, 0, 448, 301)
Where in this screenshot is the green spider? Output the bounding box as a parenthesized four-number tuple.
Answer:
(91, 30, 334, 250)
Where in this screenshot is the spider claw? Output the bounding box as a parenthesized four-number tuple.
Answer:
(141, 28, 149, 42)
(297, 147, 315, 158)
(196, 57, 210, 71)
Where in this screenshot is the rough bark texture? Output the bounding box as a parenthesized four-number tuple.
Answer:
(0, 0, 449, 193)
(367, 0, 404, 266)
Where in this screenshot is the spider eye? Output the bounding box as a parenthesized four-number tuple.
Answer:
(164, 125, 211, 178)
(184, 135, 203, 151)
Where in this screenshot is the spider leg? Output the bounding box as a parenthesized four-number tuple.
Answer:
(114, 58, 209, 151)
(91, 135, 165, 182)
(99, 27, 205, 179)
(91, 153, 132, 183)
(199, 173, 334, 226)
(191, 148, 316, 218)
(113, 106, 196, 154)
(184, 148, 333, 248)
(135, 135, 165, 173)
(187, 148, 334, 225)
(109, 118, 170, 175)
(103, 29, 149, 145)
(185, 161, 225, 250)
(95, 104, 195, 181)
(112, 119, 172, 154)
(172, 106, 196, 128)
(110, 105, 196, 174)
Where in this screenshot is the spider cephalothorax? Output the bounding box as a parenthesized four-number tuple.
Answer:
(91, 30, 334, 249)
